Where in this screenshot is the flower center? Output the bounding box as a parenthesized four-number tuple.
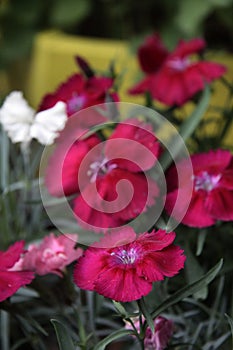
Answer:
(111, 247, 139, 265)
(167, 57, 190, 71)
(67, 94, 86, 114)
(194, 171, 221, 192)
(87, 157, 117, 183)
(42, 248, 67, 263)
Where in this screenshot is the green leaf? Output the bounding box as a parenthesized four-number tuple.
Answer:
(51, 319, 76, 350)
(175, 0, 211, 36)
(159, 86, 210, 171)
(185, 243, 208, 300)
(209, 0, 233, 6)
(0, 129, 10, 190)
(178, 85, 211, 142)
(196, 229, 208, 256)
(225, 314, 233, 346)
(93, 329, 135, 350)
(112, 301, 128, 317)
(137, 298, 154, 335)
(50, 0, 91, 29)
(151, 259, 223, 319)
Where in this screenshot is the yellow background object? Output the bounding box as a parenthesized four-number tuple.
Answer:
(26, 30, 143, 107)
(6, 30, 233, 145)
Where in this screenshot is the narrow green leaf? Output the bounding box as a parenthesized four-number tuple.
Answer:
(225, 314, 233, 347)
(51, 319, 75, 350)
(179, 85, 210, 140)
(112, 301, 128, 317)
(185, 243, 208, 300)
(196, 229, 208, 256)
(138, 298, 154, 334)
(151, 259, 223, 319)
(159, 85, 210, 171)
(93, 329, 135, 350)
(0, 129, 10, 190)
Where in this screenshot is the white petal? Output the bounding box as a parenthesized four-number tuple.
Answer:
(0, 91, 34, 126)
(6, 123, 32, 143)
(31, 101, 67, 145)
(30, 124, 59, 145)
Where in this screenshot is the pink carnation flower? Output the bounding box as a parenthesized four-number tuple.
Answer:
(125, 315, 174, 350)
(45, 119, 161, 230)
(165, 149, 233, 227)
(0, 241, 34, 302)
(73, 228, 185, 302)
(22, 233, 82, 277)
(129, 34, 226, 106)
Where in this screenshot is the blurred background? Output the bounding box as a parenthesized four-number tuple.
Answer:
(1, 0, 233, 105)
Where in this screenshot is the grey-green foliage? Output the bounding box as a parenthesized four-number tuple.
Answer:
(0, 0, 92, 69)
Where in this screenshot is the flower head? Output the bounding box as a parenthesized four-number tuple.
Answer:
(0, 241, 34, 302)
(0, 91, 67, 145)
(39, 73, 119, 116)
(21, 233, 82, 277)
(165, 149, 233, 227)
(125, 315, 174, 350)
(45, 119, 161, 230)
(129, 35, 226, 106)
(74, 228, 185, 302)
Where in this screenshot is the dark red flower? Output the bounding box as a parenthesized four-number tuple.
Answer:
(165, 149, 233, 227)
(0, 241, 34, 302)
(45, 119, 161, 230)
(137, 33, 169, 74)
(39, 74, 119, 116)
(73, 228, 185, 302)
(129, 36, 226, 106)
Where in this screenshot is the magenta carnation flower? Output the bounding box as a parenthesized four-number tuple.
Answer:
(39, 73, 118, 116)
(129, 35, 226, 106)
(0, 241, 34, 302)
(45, 119, 161, 230)
(165, 149, 233, 227)
(21, 233, 83, 277)
(73, 228, 185, 302)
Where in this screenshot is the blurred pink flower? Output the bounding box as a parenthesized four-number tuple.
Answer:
(0, 241, 34, 302)
(125, 315, 174, 350)
(165, 149, 233, 227)
(129, 35, 226, 106)
(45, 119, 161, 230)
(74, 228, 185, 302)
(22, 233, 82, 277)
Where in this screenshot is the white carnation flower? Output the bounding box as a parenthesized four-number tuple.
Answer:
(0, 91, 67, 145)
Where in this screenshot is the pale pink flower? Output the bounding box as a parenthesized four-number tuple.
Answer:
(125, 315, 174, 350)
(22, 233, 82, 277)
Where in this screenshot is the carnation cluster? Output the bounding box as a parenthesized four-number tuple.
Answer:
(0, 32, 232, 350)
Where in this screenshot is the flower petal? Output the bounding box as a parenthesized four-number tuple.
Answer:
(94, 267, 152, 302)
(0, 270, 34, 302)
(138, 33, 169, 74)
(205, 189, 233, 221)
(74, 248, 107, 290)
(137, 245, 185, 281)
(0, 241, 25, 269)
(31, 101, 67, 145)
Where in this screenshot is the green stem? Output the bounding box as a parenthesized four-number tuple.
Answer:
(0, 310, 10, 350)
(20, 142, 32, 239)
